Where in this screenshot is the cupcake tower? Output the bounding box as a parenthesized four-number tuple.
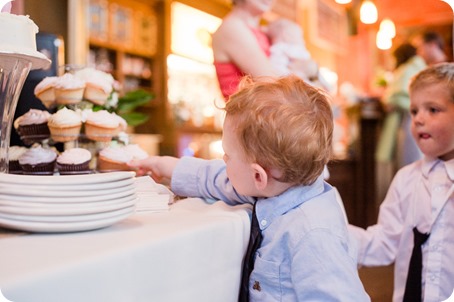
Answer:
(10, 67, 149, 175)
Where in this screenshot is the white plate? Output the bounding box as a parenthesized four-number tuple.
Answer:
(0, 205, 134, 223)
(0, 197, 137, 216)
(0, 177, 135, 191)
(0, 183, 136, 197)
(0, 208, 134, 233)
(0, 171, 135, 185)
(0, 188, 137, 203)
(0, 194, 134, 209)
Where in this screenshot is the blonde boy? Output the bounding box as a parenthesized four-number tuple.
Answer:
(130, 75, 369, 301)
(349, 62, 454, 302)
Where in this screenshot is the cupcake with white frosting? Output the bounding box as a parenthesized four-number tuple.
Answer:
(75, 68, 115, 106)
(54, 73, 86, 105)
(13, 109, 51, 145)
(97, 144, 148, 172)
(57, 148, 92, 175)
(85, 110, 124, 142)
(34, 76, 58, 109)
(48, 107, 82, 142)
(8, 146, 28, 173)
(18, 146, 57, 175)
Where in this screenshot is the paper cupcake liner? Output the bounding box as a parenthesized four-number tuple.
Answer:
(97, 155, 130, 172)
(55, 87, 84, 105)
(18, 123, 50, 145)
(48, 124, 82, 142)
(84, 123, 118, 142)
(57, 160, 92, 175)
(20, 160, 56, 175)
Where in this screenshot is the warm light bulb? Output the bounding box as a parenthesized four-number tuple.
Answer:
(379, 19, 396, 38)
(441, 0, 454, 11)
(376, 30, 392, 50)
(360, 0, 378, 24)
(335, 0, 352, 4)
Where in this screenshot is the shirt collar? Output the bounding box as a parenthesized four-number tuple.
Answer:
(421, 156, 454, 182)
(255, 175, 325, 230)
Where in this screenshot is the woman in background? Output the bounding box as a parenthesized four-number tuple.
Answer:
(212, 0, 278, 99)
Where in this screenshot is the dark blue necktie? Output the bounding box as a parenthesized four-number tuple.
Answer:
(403, 227, 430, 302)
(238, 203, 263, 302)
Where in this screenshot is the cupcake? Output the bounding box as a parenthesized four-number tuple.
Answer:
(18, 146, 57, 175)
(13, 109, 51, 145)
(97, 146, 132, 172)
(48, 107, 82, 142)
(34, 76, 58, 109)
(97, 144, 148, 172)
(8, 146, 28, 174)
(75, 68, 115, 106)
(85, 110, 122, 142)
(57, 148, 92, 175)
(54, 73, 86, 105)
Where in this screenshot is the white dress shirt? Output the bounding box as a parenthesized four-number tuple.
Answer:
(349, 157, 454, 302)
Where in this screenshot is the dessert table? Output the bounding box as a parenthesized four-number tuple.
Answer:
(0, 198, 251, 302)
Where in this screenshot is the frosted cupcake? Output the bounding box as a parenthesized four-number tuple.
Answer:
(97, 144, 148, 172)
(57, 148, 92, 175)
(97, 146, 132, 172)
(8, 146, 28, 174)
(85, 110, 122, 142)
(18, 146, 57, 175)
(48, 107, 82, 142)
(54, 73, 86, 105)
(34, 76, 58, 109)
(13, 109, 51, 145)
(75, 68, 115, 106)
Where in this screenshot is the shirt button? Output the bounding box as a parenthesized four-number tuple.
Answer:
(260, 219, 267, 227)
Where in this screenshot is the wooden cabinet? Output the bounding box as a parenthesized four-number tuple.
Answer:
(87, 0, 159, 95)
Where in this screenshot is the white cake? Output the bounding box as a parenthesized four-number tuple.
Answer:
(0, 12, 51, 69)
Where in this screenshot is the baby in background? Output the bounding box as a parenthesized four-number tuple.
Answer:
(266, 18, 330, 91)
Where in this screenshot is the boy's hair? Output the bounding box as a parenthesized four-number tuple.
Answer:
(225, 75, 333, 186)
(410, 62, 454, 102)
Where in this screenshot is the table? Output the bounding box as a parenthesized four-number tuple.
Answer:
(0, 198, 251, 302)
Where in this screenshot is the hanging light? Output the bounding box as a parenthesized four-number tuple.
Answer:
(379, 18, 396, 38)
(335, 0, 352, 4)
(376, 30, 392, 50)
(441, 0, 454, 10)
(360, 0, 378, 24)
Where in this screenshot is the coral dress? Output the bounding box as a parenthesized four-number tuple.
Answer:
(214, 27, 271, 100)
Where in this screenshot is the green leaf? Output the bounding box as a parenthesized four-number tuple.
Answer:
(119, 112, 150, 127)
(117, 89, 154, 113)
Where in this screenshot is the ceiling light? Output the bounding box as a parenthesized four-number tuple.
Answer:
(379, 19, 396, 38)
(335, 0, 352, 4)
(376, 30, 392, 50)
(360, 0, 378, 24)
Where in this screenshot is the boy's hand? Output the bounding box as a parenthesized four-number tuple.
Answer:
(128, 156, 179, 183)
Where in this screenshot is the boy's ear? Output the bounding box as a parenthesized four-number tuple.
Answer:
(251, 163, 268, 191)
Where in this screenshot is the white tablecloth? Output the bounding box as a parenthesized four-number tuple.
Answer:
(0, 198, 251, 302)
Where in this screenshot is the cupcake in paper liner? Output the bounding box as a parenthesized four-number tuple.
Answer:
(57, 148, 92, 175)
(14, 109, 51, 145)
(8, 146, 28, 174)
(18, 146, 57, 175)
(34, 76, 58, 109)
(75, 68, 115, 106)
(85, 110, 122, 142)
(97, 144, 148, 172)
(48, 107, 82, 142)
(54, 73, 86, 105)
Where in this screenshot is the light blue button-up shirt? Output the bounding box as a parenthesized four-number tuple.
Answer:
(172, 157, 370, 301)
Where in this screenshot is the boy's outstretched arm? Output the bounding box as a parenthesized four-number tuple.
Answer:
(128, 156, 179, 183)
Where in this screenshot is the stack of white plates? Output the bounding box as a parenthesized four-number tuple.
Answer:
(0, 172, 137, 233)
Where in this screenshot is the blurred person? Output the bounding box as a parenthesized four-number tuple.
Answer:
(212, 0, 278, 100)
(414, 31, 448, 66)
(266, 18, 329, 91)
(350, 63, 454, 302)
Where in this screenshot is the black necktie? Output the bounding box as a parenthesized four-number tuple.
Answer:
(238, 203, 263, 302)
(403, 227, 430, 302)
